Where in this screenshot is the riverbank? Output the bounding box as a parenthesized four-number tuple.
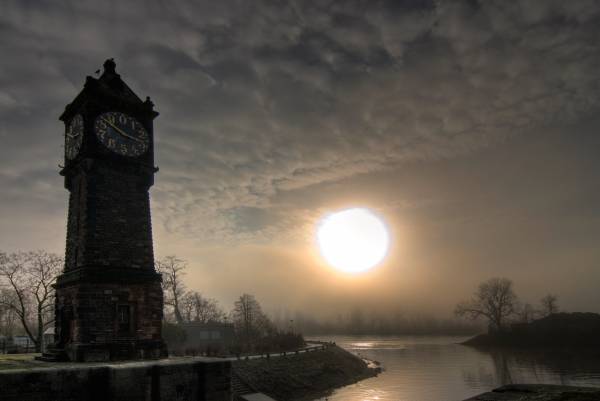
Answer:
(464, 384, 600, 400)
(232, 344, 380, 401)
(463, 313, 600, 348)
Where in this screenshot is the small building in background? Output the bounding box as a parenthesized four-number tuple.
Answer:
(11, 335, 35, 353)
(181, 322, 235, 353)
(42, 327, 55, 353)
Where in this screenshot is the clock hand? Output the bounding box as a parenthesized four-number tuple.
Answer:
(102, 118, 143, 143)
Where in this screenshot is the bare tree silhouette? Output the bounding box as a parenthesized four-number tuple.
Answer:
(540, 294, 559, 317)
(156, 255, 187, 324)
(181, 291, 225, 323)
(232, 294, 272, 349)
(0, 251, 62, 351)
(455, 277, 518, 332)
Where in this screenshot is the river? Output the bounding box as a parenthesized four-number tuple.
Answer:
(309, 335, 600, 401)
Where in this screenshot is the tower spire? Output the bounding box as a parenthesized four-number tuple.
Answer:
(103, 58, 117, 75)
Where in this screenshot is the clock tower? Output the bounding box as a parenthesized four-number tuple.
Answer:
(50, 59, 167, 362)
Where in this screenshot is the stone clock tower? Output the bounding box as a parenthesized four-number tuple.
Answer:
(50, 59, 167, 362)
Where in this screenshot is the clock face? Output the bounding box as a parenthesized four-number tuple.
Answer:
(94, 111, 149, 157)
(65, 114, 84, 160)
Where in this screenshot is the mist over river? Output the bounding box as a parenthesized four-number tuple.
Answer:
(310, 335, 600, 401)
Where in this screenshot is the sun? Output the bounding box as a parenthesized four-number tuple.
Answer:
(317, 208, 390, 273)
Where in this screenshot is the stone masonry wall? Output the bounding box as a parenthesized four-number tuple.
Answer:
(64, 161, 155, 272)
(55, 280, 165, 361)
(0, 357, 231, 401)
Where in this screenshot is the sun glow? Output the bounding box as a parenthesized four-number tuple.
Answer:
(317, 208, 389, 273)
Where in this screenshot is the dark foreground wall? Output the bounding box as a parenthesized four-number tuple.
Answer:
(0, 357, 230, 401)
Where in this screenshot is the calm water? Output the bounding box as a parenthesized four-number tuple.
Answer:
(310, 335, 600, 401)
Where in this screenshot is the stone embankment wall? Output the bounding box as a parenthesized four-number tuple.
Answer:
(0, 357, 230, 401)
(464, 384, 600, 401)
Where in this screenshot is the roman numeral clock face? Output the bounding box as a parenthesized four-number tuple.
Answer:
(94, 111, 149, 157)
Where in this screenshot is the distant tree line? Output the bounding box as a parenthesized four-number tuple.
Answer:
(156, 255, 304, 355)
(271, 309, 482, 336)
(3, 250, 558, 353)
(0, 251, 304, 356)
(455, 277, 560, 332)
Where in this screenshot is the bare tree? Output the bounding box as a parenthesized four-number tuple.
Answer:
(516, 302, 537, 324)
(180, 292, 195, 324)
(540, 294, 559, 317)
(455, 277, 518, 332)
(181, 291, 225, 323)
(232, 294, 272, 347)
(0, 288, 18, 337)
(156, 255, 187, 324)
(0, 251, 62, 351)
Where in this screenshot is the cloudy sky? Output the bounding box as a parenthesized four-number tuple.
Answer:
(1, 0, 600, 318)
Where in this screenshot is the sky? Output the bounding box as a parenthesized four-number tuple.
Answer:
(1, 0, 600, 320)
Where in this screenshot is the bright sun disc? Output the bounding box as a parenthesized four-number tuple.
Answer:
(317, 208, 389, 273)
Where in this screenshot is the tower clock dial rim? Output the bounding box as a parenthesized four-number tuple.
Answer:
(65, 114, 84, 160)
(94, 111, 149, 157)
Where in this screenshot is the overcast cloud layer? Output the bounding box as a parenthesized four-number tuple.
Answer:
(1, 1, 600, 315)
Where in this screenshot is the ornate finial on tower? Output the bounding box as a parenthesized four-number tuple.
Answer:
(103, 58, 117, 74)
(144, 96, 155, 109)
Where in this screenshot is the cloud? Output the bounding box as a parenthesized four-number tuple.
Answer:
(1, 0, 600, 245)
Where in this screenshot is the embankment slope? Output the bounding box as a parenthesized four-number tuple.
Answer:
(233, 345, 379, 401)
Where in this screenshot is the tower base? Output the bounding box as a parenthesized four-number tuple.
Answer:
(53, 267, 167, 362)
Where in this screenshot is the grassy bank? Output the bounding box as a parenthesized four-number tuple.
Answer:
(232, 345, 379, 401)
(0, 353, 45, 370)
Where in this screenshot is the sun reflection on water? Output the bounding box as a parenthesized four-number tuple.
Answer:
(352, 342, 375, 349)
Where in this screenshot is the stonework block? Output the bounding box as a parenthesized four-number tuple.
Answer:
(0, 358, 231, 401)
